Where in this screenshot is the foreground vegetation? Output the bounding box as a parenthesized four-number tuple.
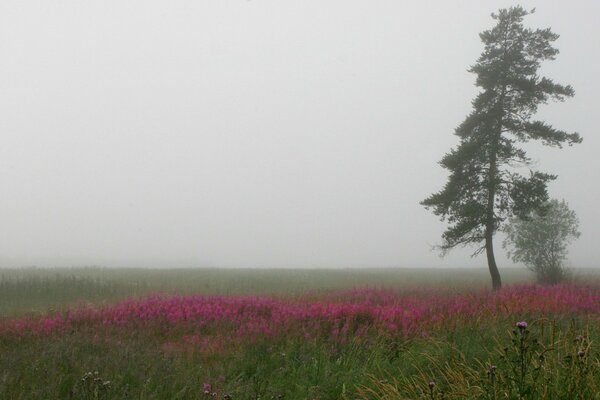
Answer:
(1, 268, 599, 399)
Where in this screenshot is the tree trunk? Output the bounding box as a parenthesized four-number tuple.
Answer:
(485, 227, 502, 291)
(485, 76, 507, 291)
(486, 126, 502, 291)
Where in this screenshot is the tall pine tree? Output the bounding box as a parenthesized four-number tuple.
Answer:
(421, 7, 581, 290)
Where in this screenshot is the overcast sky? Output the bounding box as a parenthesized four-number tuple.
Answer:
(1, 1, 598, 269)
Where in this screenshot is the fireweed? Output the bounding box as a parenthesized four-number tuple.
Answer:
(1, 284, 598, 348)
(1, 284, 599, 399)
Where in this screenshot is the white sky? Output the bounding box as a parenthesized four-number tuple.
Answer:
(1, 1, 598, 268)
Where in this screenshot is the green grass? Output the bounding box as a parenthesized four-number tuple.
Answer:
(1, 316, 598, 399)
(1, 267, 599, 399)
(1, 333, 394, 399)
(0, 267, 540, 316)
(3, 266, 599, 316)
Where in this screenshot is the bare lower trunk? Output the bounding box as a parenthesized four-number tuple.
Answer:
(486, 123, 502, 291)
(485, 228, 502, 291)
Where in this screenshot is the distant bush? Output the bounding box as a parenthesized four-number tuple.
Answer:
(503, 199, 580, 285)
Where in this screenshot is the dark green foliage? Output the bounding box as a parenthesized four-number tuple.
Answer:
(421, 7, 581, 290)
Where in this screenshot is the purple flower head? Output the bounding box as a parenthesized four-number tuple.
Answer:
(516, 321, 528, 330)
(203, 383, 212, 394)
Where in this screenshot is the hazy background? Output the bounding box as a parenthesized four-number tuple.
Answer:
(1, 0, 598, 269)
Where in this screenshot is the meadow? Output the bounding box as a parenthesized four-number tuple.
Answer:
(1, 267, 599, 399)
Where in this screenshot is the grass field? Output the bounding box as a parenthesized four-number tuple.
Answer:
(1, 267, 599, 399)
(0, 267, 542, 316)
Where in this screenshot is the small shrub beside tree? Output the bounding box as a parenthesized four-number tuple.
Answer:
(503, 199, 580, 284)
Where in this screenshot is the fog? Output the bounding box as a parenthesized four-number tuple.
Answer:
(1, 1, 598, 269)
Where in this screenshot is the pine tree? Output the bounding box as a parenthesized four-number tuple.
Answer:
(421, 7, 581, 290)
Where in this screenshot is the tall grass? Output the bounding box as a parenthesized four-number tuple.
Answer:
(1, 282, 599, 399)
(358, 319, 600, 399)
(1, 267, 599, 399)
(0, 267, 538, 315)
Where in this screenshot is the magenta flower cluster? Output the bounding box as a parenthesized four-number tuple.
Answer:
(1, 284, 598, 346)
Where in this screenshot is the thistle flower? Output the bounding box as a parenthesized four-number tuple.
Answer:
(203, 383, 212, 395)
(516, 321, 528, 330)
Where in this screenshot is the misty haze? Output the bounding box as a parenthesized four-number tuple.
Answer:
(1, 1, 599, 399)
(2, 1, 598, 270)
